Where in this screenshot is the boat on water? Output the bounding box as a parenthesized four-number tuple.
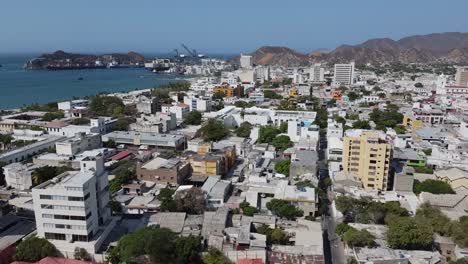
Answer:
(144, 58, 174, 73)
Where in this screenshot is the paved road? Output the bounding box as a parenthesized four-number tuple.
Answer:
(319, 133, 346, 264)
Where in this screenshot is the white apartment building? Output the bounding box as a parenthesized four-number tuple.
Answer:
(46, 118, 116, 137)
(333, 62, 355, 86)
(32, 155, 115, 258)
(240, 54, 253, 69)
(183, 95, 212, 112)
(161, 103, 190, 120)
(310, 63, 325, 82)
(55, 133, 102, 156)
(455, 66, 468, 87)
(3, 163, 43, 190)
(130, 112, 177, 133)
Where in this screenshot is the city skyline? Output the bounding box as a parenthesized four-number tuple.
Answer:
(1, 0, 468, 54)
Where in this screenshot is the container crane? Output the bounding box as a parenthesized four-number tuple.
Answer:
(181, 43, 197, 58)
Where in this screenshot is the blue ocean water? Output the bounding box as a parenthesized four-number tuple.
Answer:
(0, 54, 187, 109)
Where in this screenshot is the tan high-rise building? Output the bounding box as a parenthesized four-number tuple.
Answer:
(455, 67, 468, 87)
(342, 130, 392, 191)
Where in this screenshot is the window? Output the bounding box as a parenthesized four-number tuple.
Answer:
(72, 234, 89, 242)
(40, 195, 52, 200)
(69, 196, 84, 202)
(45, 232, 66, 241)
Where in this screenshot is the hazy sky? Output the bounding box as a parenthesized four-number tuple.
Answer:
(1, 0, 468, 54)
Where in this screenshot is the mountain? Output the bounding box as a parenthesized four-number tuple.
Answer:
(249, 32, 468, 66)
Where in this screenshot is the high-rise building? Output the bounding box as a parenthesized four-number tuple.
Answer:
(240, 54, 253, 69)
(333, 62, 355, 86)
(455, 66, 468, 87)
(342, 130, 392, 191)
(31, 154, 115, 257)
(310, 63, 325, 82)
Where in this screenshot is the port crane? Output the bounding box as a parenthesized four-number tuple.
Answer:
(181, 43, 198, 58)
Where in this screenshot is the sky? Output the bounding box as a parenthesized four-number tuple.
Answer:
(1, 0, 468, 54)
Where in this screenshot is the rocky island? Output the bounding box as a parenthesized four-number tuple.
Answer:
(24, 50, 146, 70)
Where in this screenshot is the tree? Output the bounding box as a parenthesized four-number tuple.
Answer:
(184, 110, 202, 125)
(272, 135, 293, 151)
(174, 235, 202, 263)
(199, 119, 229, 141)
(394, 125, 407, 134)
(352, 120, 371, 129)
(274, 160, 290, 177)
(203, 248, 232, 264)
(270, 228, 289, 244)
(263, 90, 283, 99)
(279, 122, 288, 133)
(342, 228, 375, 248)
(347, 257, 358, 264)
(89, 96, 125, 116)
(174, 187, 205, 214)
(413, 179, 455, 194)
(336, 223, 353, 236)
(14, 236, 56, 262)
(387, 217, 433, 250)
(109, 200, 122, 215)
(114, 118, 130, 131)
(103, 139, 116, 148)
(74, 247, 91, 261)
(452, 216, 468, 248)
(31, 166, 74, 186)
(415, 203, 452, 236)
(71, 118, 90, 125)
(42, 111, 64, 121)
(295, 180, 315, 189)
(235, 122, 253, 137)
(239, 201, 257, 216)
(115, 226, 177, 263)
(158, 187, 176, 212)
(266, 199, 303, 220)
(347, 91, 360, 101)
(450, 259, 468, 264)
(414, 82, 424, 88)
(258, 126, 281, 143)
(372, 86, 383, 92)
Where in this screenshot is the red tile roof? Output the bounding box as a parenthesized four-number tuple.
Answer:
(11, 257, 100, 264)
(110, 150, 132, 161)
(236, 259, 263, 264)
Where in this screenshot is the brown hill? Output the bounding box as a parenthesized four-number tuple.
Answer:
(250, 32, 468, 66)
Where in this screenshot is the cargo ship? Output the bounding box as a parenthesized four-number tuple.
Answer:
(144, 58, 175, 73)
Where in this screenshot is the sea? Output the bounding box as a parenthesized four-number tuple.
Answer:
(0, 54, 190, 109)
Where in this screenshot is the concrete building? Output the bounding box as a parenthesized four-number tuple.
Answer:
(161, 103, 190, 120)
(129, 112, 177, 133)
(310, 63, 325, 82)
(0, 135, 65, 164)
(136, 96, 160, 114)
(393, 166, 415, 192)
(333, 62, 355, 86)
(455, 66, 468, 87)
(136, 157, 190, 186)
(274, 181, 317, 216)
(189, 146, 236, 177)
(102, 131, 186, 150)
(3, 163, 43, 190)
(45, 118, 116, 137)
(213, 84, 244, 98)
(240, 54, 253, 69)
(183, 95, 212, 112)
(201, 176, 232, 208)
(31, 155, 115, 258)
(342, 130, 392, 191)
(55, 133, 101, 156)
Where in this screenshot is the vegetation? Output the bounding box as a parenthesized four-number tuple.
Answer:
(70, 118, 90, 125)
(235, 122, 253, 137)
(31, 166, 74, 187)
(203, 248, 232, 264)
(14, 236, 56, 262)
(22, 102, 58, 112)
(89, 95, 125, 117)
(272, 135, 293, 151)
(369, 104, 403, 131)
(342, 227, 376, 248)
(263, 90, 283, 99)
(158, 187, 177, 212)
(110, 225, 202, 264)
(335, 197, 408, 224)
(413, 179, 455, 194)
(114, 117, 131, 131)
(74, 247, 91, 261)
(413, 166, 434, 174)
(256, 224, 289, 245)
(42, 111, 65, 121)
(387, 217, 433, 250)
(199, 119, 229, 141)
(184, 110, 202, 125)
(295, 180, 315, 189)
(174, 187, 206, 214)
(347, 91, 361, 101)
(279, 122, 288, 133)
(108, 160, 136, 193)
(258, 126, 281, 143)
(0, 161, 7, 186)
(274, 160, 290, 177)
(352, 120, 371, 129)
(266, 199, 303, 220)
(239, 201, 257, 216)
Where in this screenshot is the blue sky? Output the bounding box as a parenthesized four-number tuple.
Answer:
(1, 0, 467, 54)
